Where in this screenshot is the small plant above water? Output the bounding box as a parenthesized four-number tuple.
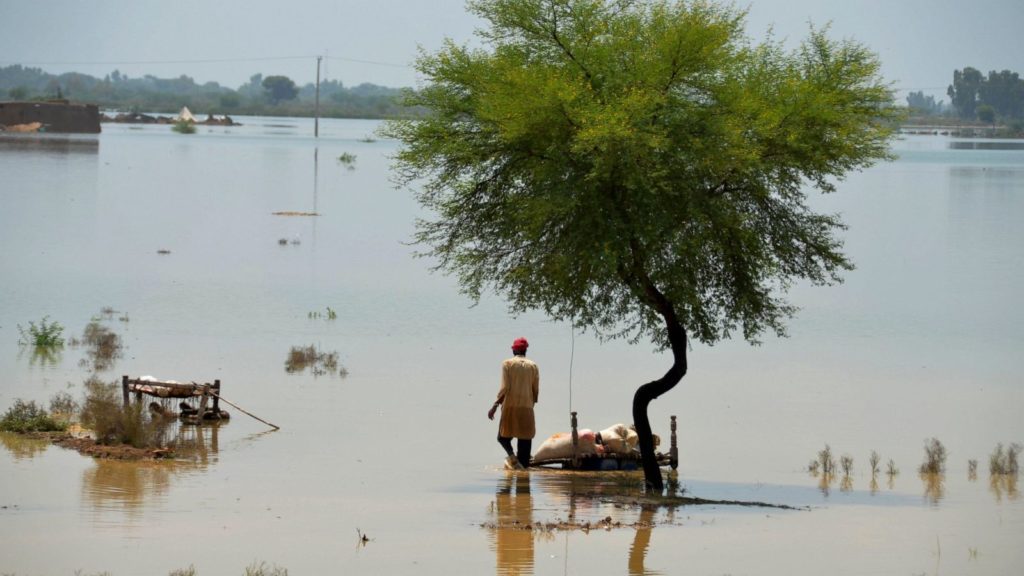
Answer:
(886, 459, 899, 476)
(17, 316, 65, 348)
(990, 442, 1022, 476)
(817, 444, 836, 476)
(919, 437, 947, 474)
(337, 152, 357, 169)
(172, 119, 196, 134)
(840, 454, 854, 476)
(869, 450, 881, 476)
(308, 307, 337, 320)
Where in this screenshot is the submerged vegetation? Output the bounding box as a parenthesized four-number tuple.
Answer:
(70, 317, 124, 372)
(284, 345, 347, 377)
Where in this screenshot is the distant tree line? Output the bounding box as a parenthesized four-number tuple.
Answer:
(946, 67, 1024, 122)
(0, 65, 415, 119)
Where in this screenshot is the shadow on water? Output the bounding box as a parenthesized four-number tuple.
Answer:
(947, 141, 1024, 151)
(0, 133, 99, 154)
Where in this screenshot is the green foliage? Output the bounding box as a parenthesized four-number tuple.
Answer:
(17, 316, 65, 348)
(0, 399, 68, 433)
(948, 67, 1024, 120)
(385, 0, 899, 349)
(262, 75, 299, 105)
(172, 119, 196, 134)
(337, 152, 357, 168)
(976, 104, 996, 125)
(79, 377, 169, 448)
(0, 64, 410, 119)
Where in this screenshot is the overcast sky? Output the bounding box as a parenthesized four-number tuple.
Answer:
(2, 0, 1021, 101)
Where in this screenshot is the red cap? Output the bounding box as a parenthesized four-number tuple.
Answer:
(511, 337, 529, 352)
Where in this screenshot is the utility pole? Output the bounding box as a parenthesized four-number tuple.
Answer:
(315, 55, 322, 138)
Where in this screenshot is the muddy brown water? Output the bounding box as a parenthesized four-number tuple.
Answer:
(1, 122, 1022, 574)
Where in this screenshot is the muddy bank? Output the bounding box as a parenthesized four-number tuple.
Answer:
(22, 431, 173, 460)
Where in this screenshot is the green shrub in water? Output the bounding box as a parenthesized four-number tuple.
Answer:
(0, 399, 68, 433)
(17, 316, 65, 348)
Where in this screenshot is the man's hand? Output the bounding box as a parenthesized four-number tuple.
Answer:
(488, 404, 498, 420)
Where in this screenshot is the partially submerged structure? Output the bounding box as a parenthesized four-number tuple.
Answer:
(530, 412, 678, 471)
(0, 101, 101, 133)
(122, 375, 230, 423)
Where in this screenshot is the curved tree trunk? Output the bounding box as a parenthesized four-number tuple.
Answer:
(633, 314, 687, 491)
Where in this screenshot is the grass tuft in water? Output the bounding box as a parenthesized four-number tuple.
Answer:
(285, 345, 347, 377)
(990, 442, 1022, 476)
(886, 459, 899, 476)
(816, 444, 836, 476)
(840, 454, 854, 476)
(919, 437, 947, 474)
(168, 566, 197, 576)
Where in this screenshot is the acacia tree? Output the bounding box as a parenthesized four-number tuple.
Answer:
(386, 0, 898, 490)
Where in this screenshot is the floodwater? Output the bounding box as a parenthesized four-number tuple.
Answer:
(1, 120, 1022, 575)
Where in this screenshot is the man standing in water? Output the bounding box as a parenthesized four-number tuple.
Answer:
(488, 337, 539, 470)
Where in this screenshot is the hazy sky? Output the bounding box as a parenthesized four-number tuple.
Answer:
(2, 0, 1021, 101)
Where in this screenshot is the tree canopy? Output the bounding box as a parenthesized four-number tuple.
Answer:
(386, 0, 898, 489)
(262, 75, 299, 105)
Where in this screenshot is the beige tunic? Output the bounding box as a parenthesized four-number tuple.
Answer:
(495, 355, 539, 439)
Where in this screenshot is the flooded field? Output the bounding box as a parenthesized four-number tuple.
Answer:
(1, 120, 1022, 575)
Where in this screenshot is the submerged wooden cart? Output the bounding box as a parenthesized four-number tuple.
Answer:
(529, 411, 679, 471)
(122, 375, 230, 423)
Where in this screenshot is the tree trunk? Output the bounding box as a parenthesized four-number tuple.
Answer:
(633, 315, 687, 491)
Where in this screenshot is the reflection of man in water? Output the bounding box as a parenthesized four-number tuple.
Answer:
(490, 473, 534, 575)
(488, 337, 539, 470)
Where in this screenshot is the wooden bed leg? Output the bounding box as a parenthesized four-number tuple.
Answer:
(571, 411, 579, 469)
(670, 415, 678, 471)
